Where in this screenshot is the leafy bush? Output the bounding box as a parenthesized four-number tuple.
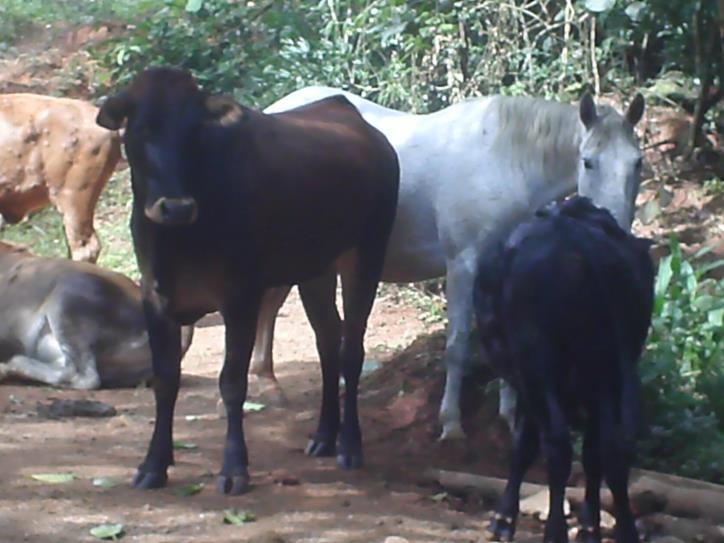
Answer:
(638, 236, 724, 482)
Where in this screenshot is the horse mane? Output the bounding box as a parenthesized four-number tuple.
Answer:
(486, 96, 622, 180)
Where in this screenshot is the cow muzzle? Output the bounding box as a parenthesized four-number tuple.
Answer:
(145, 197, 199, 226)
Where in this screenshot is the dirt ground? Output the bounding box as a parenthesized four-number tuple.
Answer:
(0, 287, 534, 543)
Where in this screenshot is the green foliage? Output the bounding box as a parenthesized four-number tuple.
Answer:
(638, 236, 724, 482)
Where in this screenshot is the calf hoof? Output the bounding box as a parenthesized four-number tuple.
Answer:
(305, 437, 336, 457)
(216, 471, 251, 495)
(486, 513, 516, 542)
(576, 525, 601, 543)
(132, 469, 168, 489)
(336, 451, 363, 470)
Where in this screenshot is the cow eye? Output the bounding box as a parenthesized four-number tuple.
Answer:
(634, 157, 643, 170)
(583, 158, 594, 170)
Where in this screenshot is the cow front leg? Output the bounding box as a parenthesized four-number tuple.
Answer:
(217, 296, 260, 495)
(133, 299, 182, 489)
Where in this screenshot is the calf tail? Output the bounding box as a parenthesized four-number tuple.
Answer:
(472, 241, 510, 366)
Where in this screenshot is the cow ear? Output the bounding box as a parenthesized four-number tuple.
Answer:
(579, 90, 598, 130)
(204, 95, 244, 126)
(96, 92, 131, 130)
(626, 92, 645, 127)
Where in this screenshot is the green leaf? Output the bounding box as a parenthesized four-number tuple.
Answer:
(31, 472, 76, 484)
(92, 477, 119, 489)
(638, 198, 660, 225)
(185, 0, 203, 13)
(185, 415, 200, 421)
(175, 482, 204, 496)
(243, 401, 265, 413)
(708, 308, 724, 327)
(583, 0, 615, 12)
(90, 524, 124, 540)
(223, 509, 257, 525)
(173, 440, 198, 450)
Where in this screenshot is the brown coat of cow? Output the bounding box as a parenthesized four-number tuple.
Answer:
(0, 240, 193, 389)
(0, 93, 122, 262)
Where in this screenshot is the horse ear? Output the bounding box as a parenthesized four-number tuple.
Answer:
(626, 92, 645, 127)
(96, 91, 131, 130)
(204, 95, 244, 126)
(579, 90, 598, 130)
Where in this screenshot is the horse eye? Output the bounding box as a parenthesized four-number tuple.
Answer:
(583, 158, 594, 170)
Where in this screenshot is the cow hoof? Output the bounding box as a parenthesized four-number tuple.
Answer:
(486, 514, 515, 542)
(216, 473, 251, 495)
(132, 469, 168, 489)
(305, 438, 336, 457)
(576, 527, 601, 543)
(336, 452, 363, 470)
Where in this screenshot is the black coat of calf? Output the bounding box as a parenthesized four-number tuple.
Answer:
(96, 67, 399, 495)
(473, 196, 654, 543)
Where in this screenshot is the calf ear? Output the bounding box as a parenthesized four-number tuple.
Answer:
(579, 90, 598, 130)
(204, 95, 244, 126)
(626, 93, 645, 127)
(96, 92, 131, 130)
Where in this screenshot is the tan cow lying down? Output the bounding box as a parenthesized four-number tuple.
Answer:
(0, 241, 193, 389)
(0, 93, 122, 262)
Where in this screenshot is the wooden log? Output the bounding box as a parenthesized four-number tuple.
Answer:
(630, 476, 724, 524)
(631, 469, 724, 496)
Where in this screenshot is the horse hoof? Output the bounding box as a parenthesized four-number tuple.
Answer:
(132, 469, 167, 489)
(216, 473, 251, 495)
(486, 514, 516, 542)
(305, 438, 336, 457)
(438, 422, 467, 441)
(336, 452, 363, 470)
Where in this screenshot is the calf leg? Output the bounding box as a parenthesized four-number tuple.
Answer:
(488, 410, 540, 542)
(578, 419, 603, 543)
(216, 295, 261, 495)
(298, 270, 341, 457)
(540, 392, 573, 543)
(133, 300, 182, 490)
(600, 407, 639, 543)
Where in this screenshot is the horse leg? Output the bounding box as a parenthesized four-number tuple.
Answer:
(133, 299, 182, 490)
(488, 408, 540, 542)
(577, 416, 603, 543)
(216, 293, 261, 495)
(439, 254, 475, 440)
(298, 269, 341, 458)
(250, 286, 292, 395)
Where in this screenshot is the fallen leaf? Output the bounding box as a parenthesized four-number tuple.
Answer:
(30, 472, 76, 484)
(223, 508, 257, 525)
(243, 401, 265, 413)
(173, 440, 198, 450)
(90, 523, 124, 540)
(92, 477, 119, 489)
(174, 482, 204, 496)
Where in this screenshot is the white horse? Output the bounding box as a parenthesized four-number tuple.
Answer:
(253, 89, 645, 440)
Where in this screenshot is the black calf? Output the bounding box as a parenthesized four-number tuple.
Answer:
(473, 196, 654, 543)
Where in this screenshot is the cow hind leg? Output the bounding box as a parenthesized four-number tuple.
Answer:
(488, 409, 540, 542)
(577, 417, 603, 543)
(298, 269, 341, 458)
(540, 391, 573, 543)
(599, 406, 639, 543)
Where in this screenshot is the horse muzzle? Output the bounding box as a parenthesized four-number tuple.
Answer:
(145, 197, 198, 226)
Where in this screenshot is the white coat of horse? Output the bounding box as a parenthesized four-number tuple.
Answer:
(254, 89, 645, 440)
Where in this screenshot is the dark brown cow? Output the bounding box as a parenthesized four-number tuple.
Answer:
(0, 240, 193, 389)
(0, 94, 122, 262)
(96, 67, 400, 495)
